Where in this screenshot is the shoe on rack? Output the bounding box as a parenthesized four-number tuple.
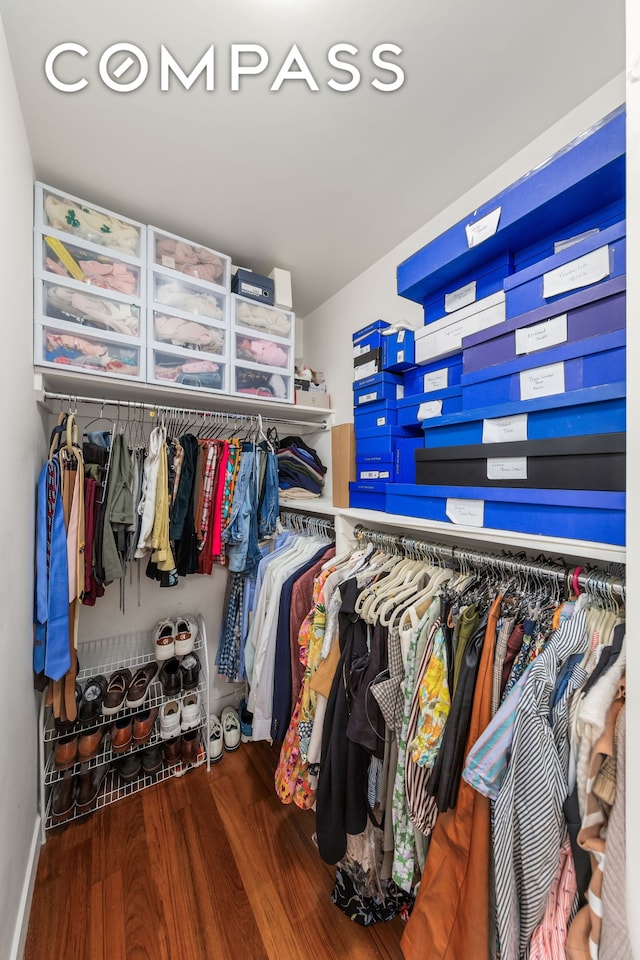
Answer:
(155, 619, 176, 661)
(181, 729, 201, 766)
(162, 736, 181, 766)
(208, 715, 223, 764)
(55, 682, 83, 734)
(110, 716, 133, 754)
(51, 772, 75, 825)
(76, 764, 109, 814)
(221, 706, 241, 752)
(102, 668, 133, 716)
(160, 700, 181, 740)
(54, 733, 78, 771)
(125, 662, 158, 709)
(180, 692, 201, 732)
(114, 753, 142, 784)
(238, 698, 253, 744)
(132, 707, 159, 746)
(159, 658, 181, 697)
(78, 675, 107, 724)
(174, 615, 198, 656)
(78, 725, 106, 762)
(141, 744, 163, 775)
(180, 652, 201, 691)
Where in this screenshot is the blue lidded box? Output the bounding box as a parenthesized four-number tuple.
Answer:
(349, 482, 387, 511)
(398, 387, 463, 428)
(353, 399, 399, 430)
(382, 328, 415, 372)
(352, 320, 391, 358)
(353, 373, 403, 407)
(422, 252, 514, 324)
(404, 358, 464, 397)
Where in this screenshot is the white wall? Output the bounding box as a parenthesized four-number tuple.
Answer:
(0, 15, 45, 960)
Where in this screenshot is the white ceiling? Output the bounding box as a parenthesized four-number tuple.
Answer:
(0, 0, 625, 316)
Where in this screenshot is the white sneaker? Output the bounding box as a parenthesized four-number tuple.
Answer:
(174, 615, 198, 656)
(160, 700, 181, 740)
(180, 691, 201, 732)
(221, 706, 241, 752)
(155, 619, 175, 661)
(209, 715, 223, 763)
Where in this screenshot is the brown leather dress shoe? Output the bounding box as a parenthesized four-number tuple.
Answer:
(102, 668, 132, 716)
(78, 726, 106, 762)
(162, 737, 181, 766)
(181, 729, 201, 766)
(76, 765, 109, 813)
(132, 707, 159, 746)
(125, 663, 158, 710)
(54, 733, 78, 771)
(110, 716, 133, 754)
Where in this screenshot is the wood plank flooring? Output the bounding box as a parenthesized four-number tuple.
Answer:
(25, 742, 405, 960)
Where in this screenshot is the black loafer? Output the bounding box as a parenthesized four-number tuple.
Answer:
(114, 753, 142, 784)
(141, 745, 163, 775)
(159, 658, 181, 696)
(78, 675, 107, 724)
(180, 653, 201, 691)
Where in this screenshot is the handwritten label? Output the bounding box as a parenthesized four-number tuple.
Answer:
(396, 385, 405, 400)
(446, 498, 485, 527)
(397, 329, 406, 343)
(376, 416, 386, 427)
(465, 207, 501, 248)
(418, 400, 443, 420)
(520, 361, 565, 401)
(482, 413, 528, 443)
(161, 255, 176, 269)
(423, 368, 449, 393)
(554, 228, 600, 254)
(487, 457, 528, 480)
(397, 350, 405, 364)
(543, 245, 610, 299)
(358, 391, 377, 404)
(445, 280, 477, 314)
(515, 314, 568, 355)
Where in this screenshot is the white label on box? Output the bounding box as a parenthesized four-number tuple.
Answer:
(376, 416, 386, 426)
(482, 413, 528, 443)
(397, 329, 406, 343)
(161, 255, 176, 269)
(515, 313, 568, 355)
(465, 208, 501, 248)
(554, 228, 600, 254)
(418, 400, 443, 420)
(446, 498, 485, 526)
(397, 350, 405, 363)
(445, 280, 477, 314)
(353, 344, 368, 358)
(379, 471, 390, 479)
(354, 359, 378, 381)
(542, 245, 610, 299)
(243, 282, 264, 297)
(487, 457, 528, 480)
(423, 368, 449, 392)
(520, 361, 565, 401)
(396, 385, 405, 400)
(358, 392, 377, 404)
(361, 470, 381, 480)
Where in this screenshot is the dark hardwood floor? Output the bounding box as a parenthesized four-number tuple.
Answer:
(25, 742, 405, 959)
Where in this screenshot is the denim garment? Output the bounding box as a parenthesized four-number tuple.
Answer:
(224, 444, 263, 574)
(259, 450, 279, 538)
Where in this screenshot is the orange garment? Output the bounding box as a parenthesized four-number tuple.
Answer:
(401, 593, 501, 960)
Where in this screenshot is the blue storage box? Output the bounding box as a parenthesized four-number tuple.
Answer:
(349, 482, 387, 511)
(354, 348, 383, 383)
(356, 457, 394, 483)
(355, 426, 412, 459)
(422, 252, 514, 322)
(397, 108, 625, 304)
(404, 358, 463, 396)
(382, 329, 415, 372)
(513, 197, 625, 272)
(504, 221, 626, 319)
(421, 383, 626, 448)
(460, 329, 625, 410)
(463, 276, 626, 375)
(353, 320, 391, 358)
(353, 373, 403, 406)
(395, 437, 423, 484)
(414, 292, 506, 365)
(385, 483, 625, 546)
(231, 269, 274, 304)
(398, 387, 463, 428)
(353, 399, 399, 430)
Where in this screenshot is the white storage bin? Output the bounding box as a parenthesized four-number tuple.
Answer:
(37, 277, 142, 340)
(232, 294, 294, 341)
(150, 273, 227, 322)
(233, 361, 293, 403)
(148, 345, 228, 394)
(234, 330, 291, 369)
(149, 226, 231, 293)
(37, 320, 144, 382)
(149, 309, 227, 358)
(36, 231, 143, 299)
(36, 183, 145, 260)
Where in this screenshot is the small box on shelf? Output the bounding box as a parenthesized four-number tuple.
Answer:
(232, 268, 274, 304)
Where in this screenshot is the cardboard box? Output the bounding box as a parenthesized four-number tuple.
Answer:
(332, 423, 356, 508)
(295, 390, 331, 408)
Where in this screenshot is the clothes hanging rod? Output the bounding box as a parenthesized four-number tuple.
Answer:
(353, 525, 625, 600)
(42, 390, 328, 430)
(279, 509, 335, 537)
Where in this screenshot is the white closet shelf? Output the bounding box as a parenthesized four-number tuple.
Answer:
(34, 368, 333, 426)
(279, 496, 340, 516)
